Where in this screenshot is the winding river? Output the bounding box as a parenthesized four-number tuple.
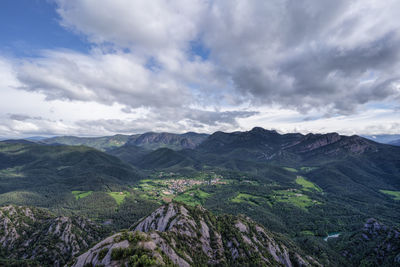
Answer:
(323, 232, 340, 241)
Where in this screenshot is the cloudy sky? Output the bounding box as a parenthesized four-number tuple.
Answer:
(1, 0, 400, 138)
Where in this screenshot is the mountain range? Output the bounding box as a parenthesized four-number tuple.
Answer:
(40, 132, 209, 151)
(0, 127, 400, 266)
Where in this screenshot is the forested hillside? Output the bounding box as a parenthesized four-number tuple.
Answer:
(1, 128, 400, 266)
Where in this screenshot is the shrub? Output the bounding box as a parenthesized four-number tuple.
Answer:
(111, 248, 125, 260)
(98, 248, 109, 261)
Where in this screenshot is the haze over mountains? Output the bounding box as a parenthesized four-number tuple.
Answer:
(363, 135, 400, 145)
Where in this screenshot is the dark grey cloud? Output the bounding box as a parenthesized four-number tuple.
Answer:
(232, 33, 400, 113)
(147, 107, 258, 127)
(202, 1, 400, 114)
(75, 108, 258, 134)
(8, 114, 43, 121)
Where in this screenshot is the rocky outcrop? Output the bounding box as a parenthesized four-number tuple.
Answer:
(290, 133, 378, 155)
(0, 205, 105, 266)
(294, 133, 342, 153)
(73, 203, 319, 267)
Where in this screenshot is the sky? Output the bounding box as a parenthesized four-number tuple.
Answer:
(0, 0, 400, 138)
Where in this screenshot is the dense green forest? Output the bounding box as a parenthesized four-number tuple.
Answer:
(1, 128, 400, 266)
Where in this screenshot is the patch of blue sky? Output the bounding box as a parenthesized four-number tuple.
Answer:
(359, 70, 378, 84)
(0, 0, 90, 57)
(188, 39, 210, 61)
(364, 101, 399, 110)
(145, 56, 162, 73)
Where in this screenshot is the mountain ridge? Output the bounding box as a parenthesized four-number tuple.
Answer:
(72, 202, 321, 267)
(41, 132, 209, 151)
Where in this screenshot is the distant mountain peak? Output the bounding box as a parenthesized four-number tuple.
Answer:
(250, 126, 279, 134)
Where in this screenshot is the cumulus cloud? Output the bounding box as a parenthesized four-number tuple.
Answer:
(17, 50, 192, 108)
(200, 0, 400, 113)
(28, 0, 396, 114)
(56, 0, 206, 52)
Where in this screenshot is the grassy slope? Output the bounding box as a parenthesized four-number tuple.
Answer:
(108, 191, 130, 205)
(72, 190, 93, 200)
(380, 190, 400, 200)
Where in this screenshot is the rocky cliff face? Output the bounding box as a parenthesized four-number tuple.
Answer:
(0, 205, 106, 266)
(73, 203, 320, 267)
(285, 133, 378, 156)
(198, 127, 381, 163)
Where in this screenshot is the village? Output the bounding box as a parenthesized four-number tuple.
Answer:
(160, 177, 227, 195)
(137, 173, 229, 201)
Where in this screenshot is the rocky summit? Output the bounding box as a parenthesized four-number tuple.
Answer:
(0, 205, 106, 266)
(72, 203, 319, 267)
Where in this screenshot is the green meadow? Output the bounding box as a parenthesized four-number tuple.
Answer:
(71, 191, 93, 200)
(174, 189, 210, 206)
(283, 167, 298, 172)
(108, 191, 130, 205)
(380, 190, 400, 200)
(273, 190, 320, 210)
(296, 176, 323, 192)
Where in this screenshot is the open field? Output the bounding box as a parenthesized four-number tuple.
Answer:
(273, 189, 320, 210)
(380, 190, 400, 200)
(231, 193, 261, 205)
(108, 191, 130, 205)
(174, 189, 210, 206)
(296, 176, 323, 192)
(231, 193, 271, 207)
(71, 191, 93, 200)
(300, 167, 319, 172)
(283, 167, 298, 172)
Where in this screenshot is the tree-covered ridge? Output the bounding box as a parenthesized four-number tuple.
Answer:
(0, 141, 141, 192)
(0, 141, 160, 231)
(41, 132, 209, 151)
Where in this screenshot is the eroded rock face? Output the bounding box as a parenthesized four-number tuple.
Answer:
(0, 205, 105, 266)
(73, 203, 319, 267)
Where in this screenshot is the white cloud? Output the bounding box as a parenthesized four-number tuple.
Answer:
(17, 50, 192, 108)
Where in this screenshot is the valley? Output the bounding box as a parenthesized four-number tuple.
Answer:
(1, 128, 400, 266)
